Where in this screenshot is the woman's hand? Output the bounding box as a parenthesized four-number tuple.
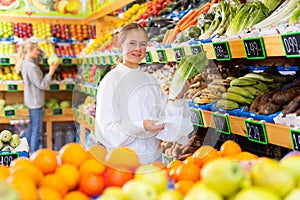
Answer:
(176, 80, 190, 99)
(143, 120, 165, 133)
(48, 62, 59, 76)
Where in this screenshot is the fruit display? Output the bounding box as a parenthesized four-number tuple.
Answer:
(73, 42, 86, 55)
(31, 23, 52, 39)
(38, 41, 55, 57)
(70, 24, 89, 42)
(0, 43, 15, 55)
(45, 97, 71, 109)
(51, 24, 71, 41)
(0, 22, 14, 39)
(0, 66, 22, 81)
(13, 23, 32, 39)
(0, 129, 21, 151)
(55, 43, 75, 57)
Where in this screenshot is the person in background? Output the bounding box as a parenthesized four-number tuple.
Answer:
(95, 23, 193, 164)
(15, 40, 59, 153)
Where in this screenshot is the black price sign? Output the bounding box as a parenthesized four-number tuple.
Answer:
(213, 113, 230, 134)
(86, 57, 91, 66)
(108, 55, 114, 65)
(290, 129, 300, 151)
(145, 51, 153, 64)
(7, 84, 18, 92)
(213, 42, 231, 61)
(52, 108, 63, 116)
(156, 49, 167, 63)
(281, 32, 300, 58)
(102, 56, 107, 65)
(50, 83, 60, 91)
(190, 108, 203, 127)
(173, 47, 185, 62)
(76, 110, 81, 118)
(62, 58, 72, 66)
(42, 58, 48, 65)
(0, 57, 10, 65)
(243, 37, 266, 59)
(190, 45, 203, 55)
(83, 113, 87, 122)
(245, 120, 267, 145)
(66, 83, 74, 91)
(4, 109, 16, 117)
(0, 152, 19, 167)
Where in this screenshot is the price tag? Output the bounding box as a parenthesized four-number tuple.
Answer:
(190, 45, 203, 55)
(78, 84, 83, 92)
(42, 58, 48, 65)
(281, 32, 300, 58)
(0, 152, 19, 167)
(0, 57, 10, 65)
(90, 57, 95, 65)
(96, 57, 101, 65)
(173, 47, 185, 62)
(84, 85, 89, 95)
(4, 109, 16, 117)
(62, 58, 73, 66)
(190, 108, 203, 127)
(76, 109, 81, 118)
(156, 49, 167, 64)
(66, 83, 74, 91)
(83, 113, 87, 122)
(212, 42, 231, 61)
(52, 108, 63, 116)
(108, 55, 114, 65)
(49, 83, 60, 91)
(76, 58, 83, 65)
(115, 54, 120, 62)
(86, 57, 91, 66)
(90, 87, 95, 96)
(243, 37, 266, 59)
(145, 51, 153, 64)
(7, 84, 18, 92)
(102, 56, 107, 65)
(162, 154, 173, 166)
(244, 119, 267, 145)
(290, 129, 300, 151)
(212, 113, 230, 134)
(89, 116, 94, 126)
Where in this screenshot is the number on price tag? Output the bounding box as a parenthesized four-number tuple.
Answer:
(213, 113, 230, 134)
(243, 37, 266, 59)
(145, 51, 153, 64)
(156, 49, 167, 63)
(0, 152, 19, 167)
(173, 47, 185, 62)
(245, 120, 267, 145)
(281, 32, 300, 58)
(290, 129, 300, 151)
(190, 45, 203, 55)
(52, 108, 63, 116)
(7, 84, 18, 92)
(190, 108, 203, 127)
(66, 83, 74, 91)
(4, 109, 16, 117)
(213, 42, 231, 61)
(62, 58, 72, 66)
(0, 57, 10, 65)
(50, 83, 60, 91)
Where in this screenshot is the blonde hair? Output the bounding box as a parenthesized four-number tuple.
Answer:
(15, 41, 39, 73)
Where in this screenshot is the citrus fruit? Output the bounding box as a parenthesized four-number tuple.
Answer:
(58, 143, 90, 167)
(40, 173, 68, 196)
(64, 191, 89, 200)
(175, 163, 201, 182)
(38, 187, 62, 200)
(0, 165, 10, 180)
(192, 145, 219, 167)
(79, 157, 106, 175)
(174, 180, 195, 195)
(103, 167, 133, 187)
(220, 140, 242, 157)
(30, 148, 58, 175)
(79, 173, 105, 197)
(55, 163, 80, 191)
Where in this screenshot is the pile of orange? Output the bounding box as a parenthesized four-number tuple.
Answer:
(73, 43, 86, 55)
(70, 25, 89, 41)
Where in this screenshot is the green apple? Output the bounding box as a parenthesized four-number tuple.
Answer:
(250, 158, 296, 197)
(280, 155, 300, 182)
(157, 189, 183, 200)
(0, 139, 3, 150)
(0, 130, 12, 142)
(234, 186, 280, 200)
(185, 181, 223, 200)
(122, 179, 157, 200)
(98, 187, 125, 200)
(201, 158, 244, 197)
(0, 180, 19, 200)
(134, 164, 168, 194)
(9, 134, 20, 148)
(284, 188, 300, 200)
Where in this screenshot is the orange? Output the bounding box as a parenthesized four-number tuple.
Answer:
(38, 187, 62, 200)
(58, 143, 90, 167)
(174, 180, 195, 195)
(234, 151, 258, 161)
(0, 165, 10, 180)
(79, 157, 106, 175)
(175, 163, 201, 182)
(167, 160, 183, 182)
(79, 173, 105, 197)
(103, 167, 133, 187)
(30, 148, 58, 175)
(183, 156, 194, 165)
(167, 160, 183, 171)
(192, 145, 219, 167)
(64, 191, 89, 200)
(40, 173, 68, 196)
(220, 140, 242, 157)
(55, 163, 80, 191)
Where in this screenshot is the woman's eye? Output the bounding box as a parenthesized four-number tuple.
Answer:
(140, 44, 147, 48)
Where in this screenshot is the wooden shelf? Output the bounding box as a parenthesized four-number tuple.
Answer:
(0, 83, 75, 92)
(1, 16, 84, 25)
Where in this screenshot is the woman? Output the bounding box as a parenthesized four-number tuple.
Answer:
(15, 40, 59, 153)
(95, 23, 193, 164)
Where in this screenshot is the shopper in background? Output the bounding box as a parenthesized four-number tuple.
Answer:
(15, 40, 59, 153)
(95, 23, 193, 164)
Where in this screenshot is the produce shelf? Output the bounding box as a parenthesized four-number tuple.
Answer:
(0, 83, 75, 92)
(74, 108, 95, 146)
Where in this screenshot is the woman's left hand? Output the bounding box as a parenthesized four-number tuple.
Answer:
(143, 120, 165, 133)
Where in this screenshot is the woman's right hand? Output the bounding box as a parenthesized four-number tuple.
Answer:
(143, 120, 165, 133)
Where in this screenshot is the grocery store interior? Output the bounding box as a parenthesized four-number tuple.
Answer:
(0, 0, 300, 199)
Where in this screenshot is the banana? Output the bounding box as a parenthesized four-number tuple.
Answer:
(212, 79, 231, 86)
(252, 80, 269, 92)
(230, 77, 259, 86)
(216, 99, 239, 110)
(221, 92, 253, 105)
(268, 82, 283, 90)
(260, 72, 287, 83)
(227, 86, 255, 99)
(207, 83, 227, 93)
(241, 86, 263, 96)
(244, 73, 274, 82)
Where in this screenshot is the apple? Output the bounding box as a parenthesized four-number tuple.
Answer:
(157, 189, 183, 200)
(122, 179, 157, 200)
(201, 158, 244, 197)
(250, 158, 296, 197)
(280, 155, 300, 181)
(284, 188, 300, 200)
(185, 181, 223, 200)
(98, 187, 125, 200)
(134, 164, 169, 193)
(234, 186, 280, 200)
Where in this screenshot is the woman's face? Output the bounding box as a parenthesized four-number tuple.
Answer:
(122, 29, 148, 68)
(30, 46, 40, 59)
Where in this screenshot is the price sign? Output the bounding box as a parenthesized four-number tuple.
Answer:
(84, 85, 89, 95)
(86, 57, 91, 66)
(145, 51, 153, 64)
(78, 84, 83, 92)
(0, 152, 19, 167)
(7, 84, 18, 92)
(243, 37, 266, 59)
(42, 58, 48, 65)
(190, 45, 203, 55)
(156, 49, 167, 63)
(290, 129, 300, 151)
(245, 120, 267, 145)
(173, 47, 185, 62)
(90, 87, 95, 96)
(281, 32, 300, 58)
(50, 83, 60, 91)
(89, 116, 94, 126)
(212, 42, 231, 61)
(4, 109, 16, 117)
(76, 110, 81, 118)
(83, 114, 87, 122)
(66, 83, 74, 91)
(212, 113, 230, 134)
(90, 57, 96, 65)
(190, 108, 203, 127)
(62, 58, 72, 66)
(52, 108, 63, 116)
(0, 57, 10, 65)
(162, 154, 173, 166)
(108, 55, 114, 65)
(115, 54, 120, 62)
(96, 57, 102, 65)
(102, 56, 107, 65)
